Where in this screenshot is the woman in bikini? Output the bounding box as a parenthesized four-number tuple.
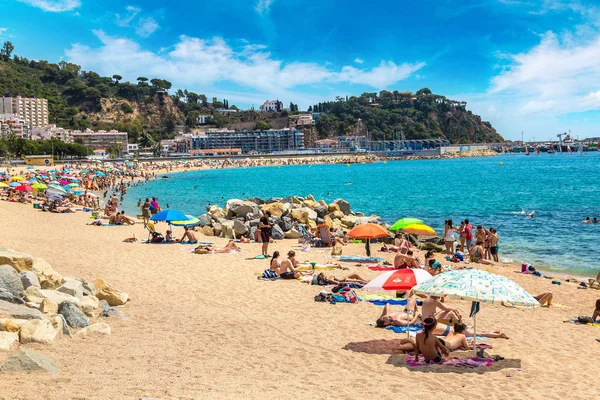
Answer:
(316, 272, 368, 285)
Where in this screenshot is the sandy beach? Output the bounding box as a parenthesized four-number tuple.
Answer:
(1, 198, 599, 400)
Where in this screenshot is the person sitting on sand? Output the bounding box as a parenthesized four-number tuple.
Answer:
(116, 211, 135, 225)
(316, 272, 368, 285)
(592, 299, 600, 322)
(422, 295, 462, 325)
(180, 226, 198, 244)
(442, 322, 474, 351)
(469, 241, 493, 265)
(270, 251, 281, 274)
(165, 230, 175, 243)
(376, 303, 421, 328)
(587, 271, 600, 289)
(279, 250, 302, 279)
(414, 317, 450, 363)
(534, 292, 553, 307)
(394, 248, 420, 269)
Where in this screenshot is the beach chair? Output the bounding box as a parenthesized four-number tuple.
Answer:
(145, 222, 164, 243)
(297, 224, 319, 245)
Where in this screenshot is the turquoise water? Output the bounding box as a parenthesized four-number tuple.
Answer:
(123, 154, 600, 276)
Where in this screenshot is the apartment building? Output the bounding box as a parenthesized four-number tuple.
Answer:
(190, 128, 304, 154)
(0, 96, 49, 128)
(70, 129, 128, 155)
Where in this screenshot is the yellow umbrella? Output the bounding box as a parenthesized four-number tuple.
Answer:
(0, 182, 8, 188)
(10, 176, 24, 181)
(402, 223, 436, 236)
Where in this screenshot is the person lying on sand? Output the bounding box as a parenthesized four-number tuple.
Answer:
(315, 272, 368, 285)
(535, 292, 553, 307)
(431, 321, 509, 339)
(376, 303, 422, 327)
(194, 241, 241, 254)
(414, 317, 450, 363)
(180, 226, 198, 244)
(422, 295, 462, 324)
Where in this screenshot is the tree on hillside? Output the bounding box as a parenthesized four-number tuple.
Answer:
(112, 75, 122, 84)
(254, 120, 271, 130)
(307, 105, 312, 112)
(137, 77, 148, 85)
(0, 41, 14, 62)
(150, 78, 172, 91)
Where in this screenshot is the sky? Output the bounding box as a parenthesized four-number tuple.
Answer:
(2, 0, 600, 140)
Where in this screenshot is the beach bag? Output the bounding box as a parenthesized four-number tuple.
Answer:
(262, 269, 279, 279)
(577, 316, 593, 324)
(150, 232, 164, 243)
(344, 290, 358, 303)
(521, 263, 535, 273)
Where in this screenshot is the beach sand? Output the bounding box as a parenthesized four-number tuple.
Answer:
(0, 200, 599, 400)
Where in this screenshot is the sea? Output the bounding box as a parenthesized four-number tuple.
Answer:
(123, 153, 600, 277)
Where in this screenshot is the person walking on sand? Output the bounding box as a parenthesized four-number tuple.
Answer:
(141, 198, 151, 225)
(444, 220, 456, 255)
(259, 211, 273, 257)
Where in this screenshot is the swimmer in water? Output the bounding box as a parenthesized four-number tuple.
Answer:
(583, 217, 591, 223)
(527, 211, 536, 218)
(346, 182, 352, 185)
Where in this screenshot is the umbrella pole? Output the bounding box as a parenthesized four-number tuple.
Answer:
(473, 313, 477, 357)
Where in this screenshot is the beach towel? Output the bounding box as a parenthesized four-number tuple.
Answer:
(385, 325, 423, 334)
(339, 256, 384, 262)
(247, 254, 266, 260)
(368, 266, 396, 271)
(369, 299, 408, 306)
(406, 356, 494, 368)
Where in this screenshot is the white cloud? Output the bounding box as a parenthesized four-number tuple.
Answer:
(136, 17, 159, 38)
(115, 6, 141, 27)
(17, 0, 81, 12)
(354, 58, 364, 64)
(489, 31, 600, 114)
(65, 31, 423, 96)
(256, 0, 276, 15)
(0, 28, 7, 35)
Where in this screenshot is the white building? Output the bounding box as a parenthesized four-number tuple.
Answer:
(259, 100, 283, 112)
(30, 124, 70, 142)
(0, 114, 30, 138)
(70, 129, 128, 155)
(0, 96, 49, 128)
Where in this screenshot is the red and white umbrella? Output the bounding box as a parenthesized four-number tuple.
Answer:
(363, 268, 432, 292)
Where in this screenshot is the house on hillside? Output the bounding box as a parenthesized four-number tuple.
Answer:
(260, 100, 283, 112)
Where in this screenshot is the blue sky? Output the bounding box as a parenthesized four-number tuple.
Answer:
(2, 0, 600, 140)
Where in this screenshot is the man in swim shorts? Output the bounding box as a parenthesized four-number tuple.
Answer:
(259, 211, 273, 257)
(488, 228, 499, 262)
(279, 250, 301, 279)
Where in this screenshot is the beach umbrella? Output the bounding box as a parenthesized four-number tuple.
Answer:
(8, 182, 20, 187)
(150, 209, 189, 223)
(59, 180, 69, 185)
(67, 182, 80, 187)
(364, 268, 432, 292)
(389, 218, 423, 231)
(95, 172, 106, 177)
(14, 185, 33, 192)
(9, 176, 24, 181)
(32, 183, 48, 190)
(402, 223, 436, 236)
(347, 223, 389, 257)
(0, 182, 8, 188)
(48, 185, 67, 193)
(27, 166, 34, 169)
(49, 180, 59, 185)
(170, 215, 201, 227)
(412, 269, 539, 355)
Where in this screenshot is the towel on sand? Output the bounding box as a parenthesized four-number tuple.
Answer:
(407, 356, 494, 368)
(339, 256, 384, 262)
(368, 266, 396, 271)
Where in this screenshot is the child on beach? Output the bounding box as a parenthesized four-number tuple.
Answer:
(414, 317, 450, 363)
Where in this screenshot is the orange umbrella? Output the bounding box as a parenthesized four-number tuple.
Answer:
(346, 223, 389, 239)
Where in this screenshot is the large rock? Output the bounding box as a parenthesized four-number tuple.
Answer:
(40, 289, 81, 308)
(261, 202, 288, 218)
(19, 319, 60, 344)
(341, 215, 359, 228)
(328, 203, 341, 213)
(99, 300, 129, 320)
(0, 265, 24, 297)
(80, 279, 96, 297)
(229, 201, 259, 218)
(32, 257, 63, 289)
(19, 271, 41, 290)
(201, 226, 214, 236)
(290, 209, 309, 224)
(307, 219, 317, 231)
(246, 197, 265, 205)
(233, 220, 249, 236)
(0, 249, 34, 272)
(314, 205, 328, 218)
(284, 228, 303, 239)
(303, 199, 319, 209)
(220, 220, 235, 239)
(420, 242, 444, 252)
(278, 216, 292, 232)
(39, 298, 58, 315)
(56, 279, 84, 299)
(52, 315, 70, 337)
(24, 286, 46, 304)
(207, 205, 225, 219)
(0, 288, 22, 304)
(58, 301, 89, 328)
(306, 194, 316, 202)
(329, 210, 344, 220)
(0, 349, 59, 373)
(280, 196, 294, 204)
(0, 318, 28, 332)
(0, 331, 19, 350)
(94, 279, 128, 306)
(265, 197, 280, 204)
(332, 199, 351, 215)
(271, 225, 285, 240)
(79, 295, 100, 317)
(324, 215, 334, 230)
(74, 322, 111, 338)
(212, 223, 222, 237)
(0, 300, 43, 320)
(198, 214, 212, 227)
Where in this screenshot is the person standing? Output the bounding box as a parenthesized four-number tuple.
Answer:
(463, 219, 474, 250)
(443, 219, 456, 255)
(488, 228, 499, 262)
(150, 197, 160, 215)
(458, 220, 466, 252)
(259, 211, 273, 257)
(141, 198, 151, 225)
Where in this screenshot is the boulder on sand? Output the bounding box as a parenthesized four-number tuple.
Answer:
(233, 220, 249, 236)
(198, 214, 212, 227)
(201, 226, 214, 236)
(278, 216, 292, 232)
(0, 331, 19, 350)
(261, 202, 288, 218)
(271, 225, 285, 240)
(74, 322, 111, 338)
(284, 228, 303, 239)
(0, 288, 22, 304)
(246, 197, 265, 205)
(20, 271, 41, 290)
(0, 348, 59, 373)
(332, 199, 351, 215)
(56, 279, 84, 299)
(58, 301, 89, 329)
(0, 299, 43, 320)
(0, 265, 24, 297)
(19, 319, 60, 344)
(314, 205, 327, 218)
(0, 248, 34, 272)
(32, 258, 63, 289)
(327, 203, 341, 213)
(94, 279, 129, 306)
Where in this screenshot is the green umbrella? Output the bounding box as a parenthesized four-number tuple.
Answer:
(389, 218, 423, 231)
(32, 183, 48, 190)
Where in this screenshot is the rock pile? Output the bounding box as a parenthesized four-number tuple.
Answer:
(197, 195, 388, 241)
(0, 248, 128, 351)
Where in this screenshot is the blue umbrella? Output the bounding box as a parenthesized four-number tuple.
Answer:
(95, 172, 106, 177)
(150, 209, 188, 223)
